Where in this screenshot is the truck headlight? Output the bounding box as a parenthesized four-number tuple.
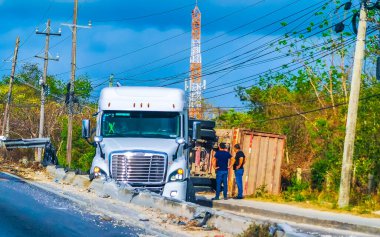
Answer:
(168, 168, 184, 182)
(93, 166, 107, 180)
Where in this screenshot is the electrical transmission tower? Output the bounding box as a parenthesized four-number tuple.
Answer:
(186, 2, 205, 119)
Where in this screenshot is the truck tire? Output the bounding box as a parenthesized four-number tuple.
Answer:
(189, 128, 218, 141)
(200, 129, 217, 141)
(189, 120, 216, 129)
(191, 177, 213, 187)
(186, 179, 196, 203)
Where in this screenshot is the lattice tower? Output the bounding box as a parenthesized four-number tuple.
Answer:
(185, 4, 205, 119)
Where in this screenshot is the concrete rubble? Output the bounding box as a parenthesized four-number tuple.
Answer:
(45, 165, 261, 235)
(44, 165, 378, 236)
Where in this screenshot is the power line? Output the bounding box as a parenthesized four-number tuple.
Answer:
(94, 0, 300, 83)
(165, 2, 357, 88)
(159, 17, 358, 90)
(91, 0, 326, 88)
(201, 31, 365, 99)
(203, 25, 380, 94)
(128, 1, 344, 88)
(205, 24, 376, 96)
(49, 35, 71, 50)
(19, 2, 54, 49)
(221, 93, 380, 129)
(120, 0, 325, 84)
(52, 0, 271, 77)
(0, 3, 53, 70)
(86, 0, 269, 72)
(190, 10, 353, 81)
(92, 3, 193, 22)
(263, 93, 380, 122)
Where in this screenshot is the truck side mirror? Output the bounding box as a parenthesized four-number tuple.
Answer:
(82, 119, 90, 138)
(94, 136, 103, 143)
(176, 137, 186, 145)
(192, 121, 201, 141)
(94, 136, 105, 159)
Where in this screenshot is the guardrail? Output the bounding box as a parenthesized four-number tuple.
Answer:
(1, 138, 50, 149)
(0, 138, 57, 166)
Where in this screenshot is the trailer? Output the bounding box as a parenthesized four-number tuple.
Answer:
(220, 128, 286, 196)
(190, 128, 286, 196)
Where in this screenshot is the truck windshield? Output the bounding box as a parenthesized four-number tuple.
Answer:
(101, 111, 181, 139)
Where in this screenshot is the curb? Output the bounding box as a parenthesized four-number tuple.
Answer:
(46, 166, 255, 235)
(44, 166, 380, 236)
(212, 201, 380, 236)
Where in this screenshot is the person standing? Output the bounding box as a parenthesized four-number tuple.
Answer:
(212, 143, 232, 200)
(232, 144, 245, 199)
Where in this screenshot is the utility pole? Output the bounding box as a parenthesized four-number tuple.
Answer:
(338, 2, 367, 208)
(35, 19, 61, 162)
(2, 37, 20, 138)
(109, 73, 114, 87)
(62, 0, 91, 167)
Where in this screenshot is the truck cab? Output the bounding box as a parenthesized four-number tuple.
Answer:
(82, 86, 199, 201)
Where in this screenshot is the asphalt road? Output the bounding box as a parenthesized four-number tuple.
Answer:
(0, 172, 145, 237)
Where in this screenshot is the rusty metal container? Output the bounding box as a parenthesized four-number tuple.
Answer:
(216, 128, 286, 196)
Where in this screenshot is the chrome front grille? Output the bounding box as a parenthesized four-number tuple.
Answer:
(111, 152, 167, 184)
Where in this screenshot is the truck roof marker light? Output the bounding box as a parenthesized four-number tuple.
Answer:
(147, 103, 150, 108)
(108, 102, 111, 107)
(173, 104, 175, 109)
(133, 103, 136, 108)
(140, 103, 143, 108)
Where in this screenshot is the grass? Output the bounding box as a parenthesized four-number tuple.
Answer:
(237, 223, 271, 237)
(244, 192, 380, 218)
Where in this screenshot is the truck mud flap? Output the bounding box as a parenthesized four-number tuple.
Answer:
(186, 179, 196, 203)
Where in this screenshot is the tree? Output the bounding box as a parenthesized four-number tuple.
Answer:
(214, 1, 380, 204)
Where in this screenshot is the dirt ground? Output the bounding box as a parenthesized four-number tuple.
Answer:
(0, 157, 232, 237)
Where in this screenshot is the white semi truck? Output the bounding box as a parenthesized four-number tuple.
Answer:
(82, 86, 200, 201)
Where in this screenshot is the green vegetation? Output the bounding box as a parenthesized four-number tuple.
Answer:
(238, 222, 270, 237)
(0, 63, 96, 172)
(216, 2, 380, 211)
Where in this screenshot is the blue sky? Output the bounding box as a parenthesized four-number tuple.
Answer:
(0, 0, 346, 108)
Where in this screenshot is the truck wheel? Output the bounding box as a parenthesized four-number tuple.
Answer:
(186, 179, 196, 203)
(191, 177, 213, 187)
(189, 120, 216, 129)
(200, 129, 217, 141)
(188, 128, 217, 141)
